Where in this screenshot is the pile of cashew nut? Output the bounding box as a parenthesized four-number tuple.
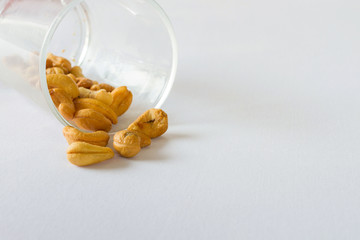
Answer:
(46, 53, 168, 166)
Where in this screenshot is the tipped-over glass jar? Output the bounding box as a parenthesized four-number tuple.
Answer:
(0, 0, 177, 133)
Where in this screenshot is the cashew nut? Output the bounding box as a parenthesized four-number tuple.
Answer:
(74, 98, 118, 124)
(47, 74, 79, 99)
(63, 126, 110, 147)
(78, 87, 113, 105)
(46, 67, 65, 75)
(73, 109, 113, 132)
(76, 77, 94, 89)
(70, 66, 84, 78)
(67, 142, 114, 166)
(112, 129, 151, 158)
(49, 88, 75, 121)
(113, 130, 141, 158)
(90, 83, 114, 92)
(46, 53, 72, 73)
(128, 108, 168, 138)
(110, 86, 133, 116)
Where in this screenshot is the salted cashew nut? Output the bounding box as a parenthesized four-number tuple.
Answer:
(90, 83, 114, 92)
(128, 108, 168, 138)
(63, 126, 110, 147)
(46, 53, 72, 73)
(113, 129, 151, 158)
(78, 87, 113, 105)
(67, 73, 77, 83)
(47, 74, 79, 99)
(67, 142, 114, 166)
(74, 98, 118, 124)
(110, 86, 133, 116)
(113, 130, 141, 158)
(76, 77, 94, 89)
(49, 88, 75, 121)
(90, 84, 100, 91)
(70, 66, 84, 78)
(99, 83, 114, 92)
(46, 67, 65, 75)
(73, 109, 113, 132)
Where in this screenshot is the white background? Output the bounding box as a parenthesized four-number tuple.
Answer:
(1, 0, 360, 239)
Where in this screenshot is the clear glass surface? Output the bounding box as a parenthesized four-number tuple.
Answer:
(0, 0, 177, 133)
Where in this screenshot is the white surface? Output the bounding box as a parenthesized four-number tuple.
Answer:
(1, 0, 360, 239)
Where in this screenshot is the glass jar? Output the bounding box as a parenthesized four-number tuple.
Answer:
(0, 0, 177, 132)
